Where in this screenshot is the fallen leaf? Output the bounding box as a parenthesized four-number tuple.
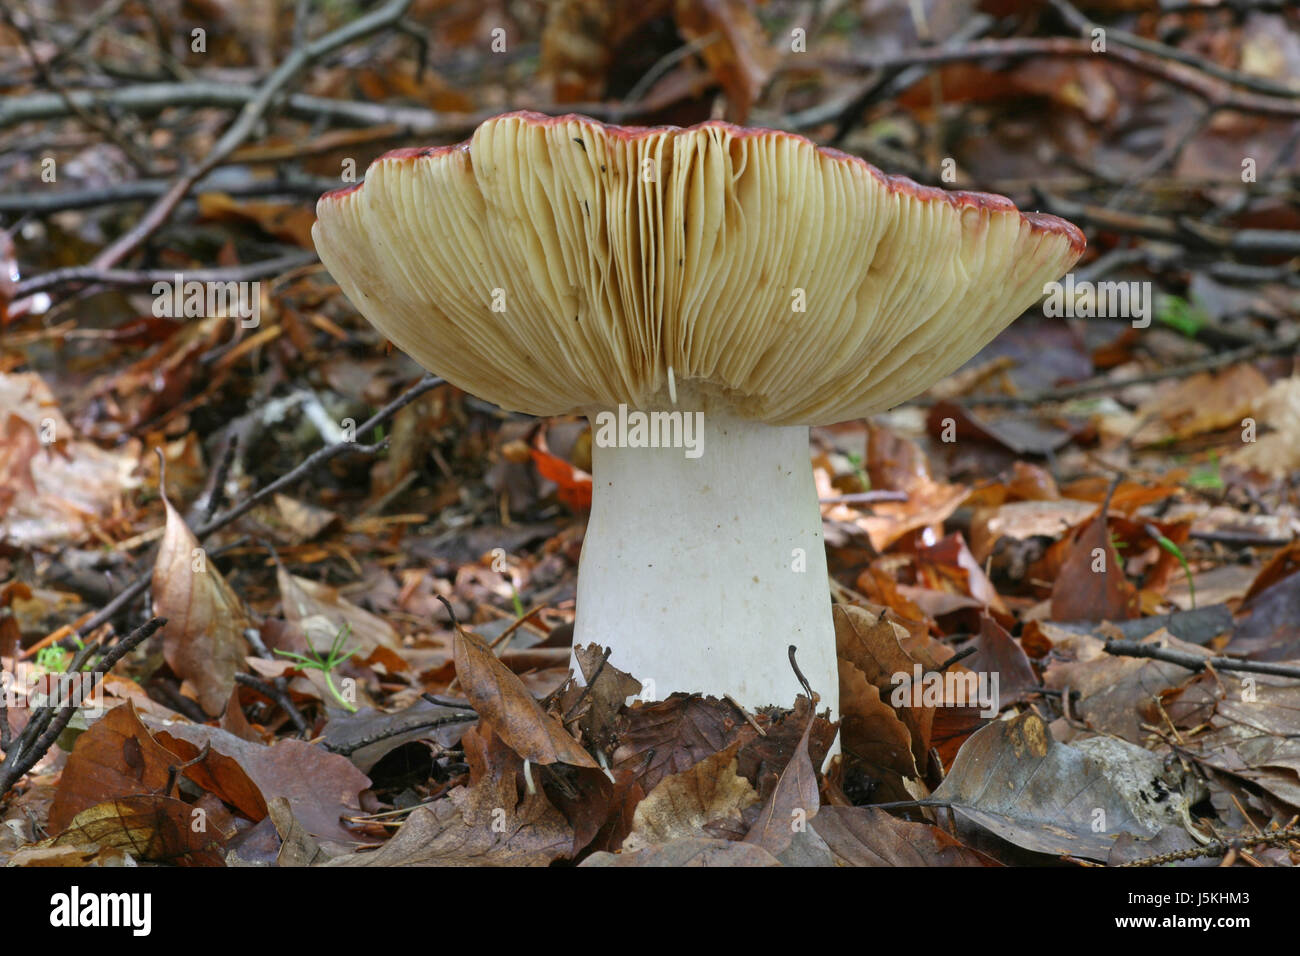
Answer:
(932, 711, 1179, 860)
(623, 743, 758, 850)
(812, 806, 999, 867)
(612, 694, 750, 794)
(150, 722, 370, 844)
(743, 707, 818, 857)
(48, 795, 225, 866)
(327, 726, 573, 866)
(453, 624, 597, 768)
(1049, 501, 1140, 622)
(582, 836, 781, 866)
(153, 494, 251, 715)
(48, 702, 183, 834)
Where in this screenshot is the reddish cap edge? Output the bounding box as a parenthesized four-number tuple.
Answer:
(315, 110, 1085, 255)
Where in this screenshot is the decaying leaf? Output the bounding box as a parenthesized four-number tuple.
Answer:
(931, 712, 1184, 860)
(1049, 504, 1140, 622)
(47, 795, 226, 866)
(150, 721, 370, 845)
(623, 743, 758, 850)
(582, 836, 781, 867)
(743, 706, 818, 857)
(453, 623, 598, 769)
(327, 726, 573, 866)
(811, 806, 999, 867)
(153, 494, 251, 715)
(48, 701, 184, 835)
(612, 694, 751, 794)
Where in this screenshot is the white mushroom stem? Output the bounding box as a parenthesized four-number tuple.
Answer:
(573, 402, 839, 720)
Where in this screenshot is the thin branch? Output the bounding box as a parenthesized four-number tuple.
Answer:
(1047, 0, 1300, 99)
(0, 617, 166, 795)
(12, 250, 319, 298)
(0, 171, 337, 216)
(916, 334, 1300, 408)
(89, 0, 416, 273)
(1103, 640, 1300, 680)
(0, 82, 486, 134)
(820, 37, 1300, 119)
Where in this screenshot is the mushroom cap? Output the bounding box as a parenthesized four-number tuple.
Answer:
(314, 111, 1084, 424)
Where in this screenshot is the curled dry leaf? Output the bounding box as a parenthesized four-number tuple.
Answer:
(153, 494, 251, 715)
(563, 643, 641, 754)
(743, 706, 818, 857)
(834, 604, 936, 769)
(838, 661, 919, 803)
(453, 623, 597, 768)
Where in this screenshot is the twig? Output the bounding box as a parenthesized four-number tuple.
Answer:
(0, 617, 166, 795)
(0, 171, 337, 216)
(1102, 639, 1300, 680)
(321, 711, 479, 756)
(59, 374, 442, 648)
(0, 81, 487, 134)
(194, 374, 443, 538)
(820, 38, 1300, 119)
(234, 673, 312, 737)
(1035, 190, 1300, 254)
(12, 250, 319, 299)
(1047, 0, 1300, 99)
(88, 0, 415, 274)
(203, 435, 239, 523)
(1119, 823, 1300, 867)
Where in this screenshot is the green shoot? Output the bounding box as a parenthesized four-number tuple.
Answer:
(275, 622, 360, 712)
(1147, 527, 1196, 609)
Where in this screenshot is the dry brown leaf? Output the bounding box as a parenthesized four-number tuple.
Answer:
(839, 661, 919, 794)
(834, 604, 935, 767)
(582, 836, 781, 866)
(743, 707, 818, 857)
(277, 568, 400, 658)
(1049, 507, 1140, 622)
(811, 806, 998, 867)
(48, 702, 183, 834)
(674, 0, 775, 122)
(327, 726, 573, 866)
(153, 494, 251, 715)
(48, 795, 226, 866)
(453, 624, 597, 768)
(623, 743, 758, 850)
(1132, 364, 1269, 446)
(612, 694, 750, 794)
(1229, 375, 1300, 478)
(151, 722, 369, 844)
(564, 643, 641, 755)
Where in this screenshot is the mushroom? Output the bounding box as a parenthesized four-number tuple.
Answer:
(313, 111, 1084, 721)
